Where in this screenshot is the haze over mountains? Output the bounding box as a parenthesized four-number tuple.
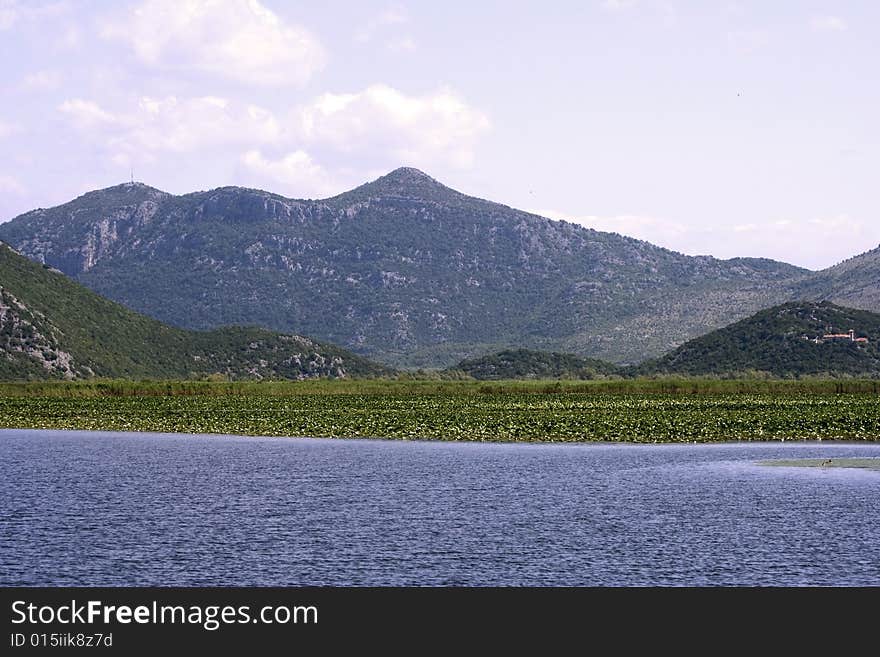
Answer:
(1, 168, 877, 368)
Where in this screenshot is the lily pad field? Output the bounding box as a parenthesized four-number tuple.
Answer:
(1, 379, 879, 442)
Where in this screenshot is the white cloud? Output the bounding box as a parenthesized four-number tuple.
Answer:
(0, 174, 26, 195)
(0, 120, 19, 138)
(355, 7, 408, 43)
(57, 84, 489, 183)
(811, 15, 847, 32)
(58, 23, 81, 49)
(536, 209, 690, 246)
(58, 99, 120, 128)
(386, 36, 417, 52)
(128, 96, 282, 152)
(240, 150, 340, 198)
(537, 209, 879, 270)
(354, 6, 416, 52)
(0, 1, 70, 30)
(724, 215, 876, 268)
(59, 96, 282, 161)
(298, 84, 490, 168)
(808, 216, 849, 230)
(21, 69, 61, 91)
(102, 0, 325, 86)
(727, 29, 769, 55)
(600, 0, 676, 26)
(601, 0, 637, 11)
(0, 0, 17, 30)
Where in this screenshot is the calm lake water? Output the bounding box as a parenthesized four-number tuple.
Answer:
(1, 429, 879, 586)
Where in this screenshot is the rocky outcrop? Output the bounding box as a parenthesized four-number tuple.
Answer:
(0, 288, 79, 378)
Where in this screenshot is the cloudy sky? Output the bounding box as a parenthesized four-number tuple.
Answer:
(1, 0, 877, 269)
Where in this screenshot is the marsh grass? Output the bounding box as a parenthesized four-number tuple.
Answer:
(2, 377, 880, 398)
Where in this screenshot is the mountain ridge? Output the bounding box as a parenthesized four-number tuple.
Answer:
(0, 168, 835, 367)
(788, 244, 880, 310)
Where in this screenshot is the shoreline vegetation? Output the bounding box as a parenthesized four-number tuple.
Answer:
(3, 377, 880, 397)
(0, 378, 879, 443)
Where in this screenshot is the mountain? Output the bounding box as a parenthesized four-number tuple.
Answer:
(788, 245, 880, 312)
(450, 348, 619, 380)
(0, 169, 809, 367)
(635, 301, 880, 377)
(0, 242, 390, 380)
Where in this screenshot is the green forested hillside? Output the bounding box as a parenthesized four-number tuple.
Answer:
(0, 242, 390, 380)
(635, 302, 880, 377)
(451, 349, 619, 379)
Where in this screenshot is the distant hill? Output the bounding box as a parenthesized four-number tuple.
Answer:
(635, 302, 880, 377)
(0, 169, 807, 367)
(789, 245, 880, 312)
(0, 242, 390, 380)
(451, 349, 619, 380)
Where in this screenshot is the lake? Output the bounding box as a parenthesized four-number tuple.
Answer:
(1, 429, 878, 586)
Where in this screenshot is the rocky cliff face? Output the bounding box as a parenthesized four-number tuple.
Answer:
(0, 169, 810, 366)
(6, 183, 170, 274)
(0, 286, 81, 379)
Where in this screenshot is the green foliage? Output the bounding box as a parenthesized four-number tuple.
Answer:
(0, 244, 391, 381)
(636, 301, 880, 377)
(6, 377, 880, 398)
(1, 386, 879, 442)
(451, 348, 620, 379)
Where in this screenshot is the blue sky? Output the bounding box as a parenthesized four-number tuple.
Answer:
(1, 0, 877, 269)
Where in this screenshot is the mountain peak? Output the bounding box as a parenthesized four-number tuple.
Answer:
(76, 181, 170, 203)
(371, 166, 447, 193)
(331, 166, 458, 203)
(381, 167, 439, 184)
(95, 181, 165, 194)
